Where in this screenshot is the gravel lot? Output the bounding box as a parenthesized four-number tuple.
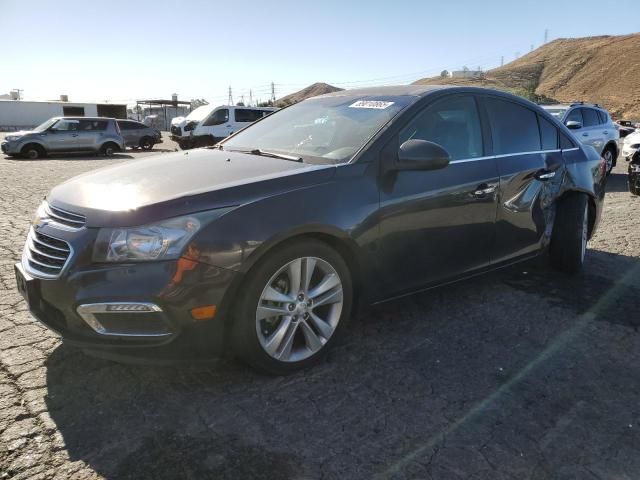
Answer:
(1, 141, 639, 479)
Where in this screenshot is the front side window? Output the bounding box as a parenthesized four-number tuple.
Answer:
(485, 97, 541, 154)
(582, 108, 600, 127)
(202, 109, 229, 126)
(565, 108, 583, 126)
(52, 119, 79, 131)
(399, 95, 483, 160)
(222, 95, 411, 164)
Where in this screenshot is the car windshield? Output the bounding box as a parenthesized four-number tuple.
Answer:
(221, 95, 413, 164)
(33, 118, 58, 132)
(544, 108, 568, 119)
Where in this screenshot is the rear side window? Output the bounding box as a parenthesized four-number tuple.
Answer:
(582, 108, 600, 127)
(399, 95, 483, 160)
(596, 110, 608, 124)
(538, 115, 559, 150)
(202, 109, 229, 126)
(484, 97, 541, 154)
(560, 131, 575, 149)
(234, 109, 265, 123)
(118, 121, 132, 130)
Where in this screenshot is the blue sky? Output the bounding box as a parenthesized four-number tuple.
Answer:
(1, 0, 637, 105)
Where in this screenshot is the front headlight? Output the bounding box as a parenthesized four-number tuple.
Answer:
(92, 209, 231, 262)
(5, 135, 20, 142)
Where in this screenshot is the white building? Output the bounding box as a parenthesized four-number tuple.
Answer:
(0, 97, 127, 131)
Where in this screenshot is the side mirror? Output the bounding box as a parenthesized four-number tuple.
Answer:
(395, 139, 451, 171)
(565, 120, 582, 130)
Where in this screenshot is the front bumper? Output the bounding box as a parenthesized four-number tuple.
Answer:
(14, 253, 239, 356)
(1, 140, 20, 155)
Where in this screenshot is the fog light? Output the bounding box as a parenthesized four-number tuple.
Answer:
(190, 305, 217, 320)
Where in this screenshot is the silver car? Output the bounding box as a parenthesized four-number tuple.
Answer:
(1, 117, 125, 159)
(542, 102, 620, 174)
(116, 119, 163, 150)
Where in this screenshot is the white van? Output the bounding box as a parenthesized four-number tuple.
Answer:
(169, 104, 218, 148)
(175, 105, 277, 150)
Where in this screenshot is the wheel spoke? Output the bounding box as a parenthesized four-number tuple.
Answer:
(300, 320, 323, 352)
(256, 304, 290, 320)
(308, 273, 340, 299)
(276, 321, 299, 360)
(312, 287, 343, 308)
(308, 312, 334, 339)
(263, 316, 293, 357)
(262, 286, 294, 303)
(288, 259, 302, 294)
(302, 258, 317, 293)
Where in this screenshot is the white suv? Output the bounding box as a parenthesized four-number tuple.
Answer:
(542, 102, 619, 174)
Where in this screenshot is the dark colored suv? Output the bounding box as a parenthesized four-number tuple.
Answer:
(14, 86, 606, 374)
(116, 120, 162, 150)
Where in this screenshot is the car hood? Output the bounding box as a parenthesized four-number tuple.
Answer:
(6, 130, 37, 138)
(624, 131, 640, 145)
(47, 148, 336, 227)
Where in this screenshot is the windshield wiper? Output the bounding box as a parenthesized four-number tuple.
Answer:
(226, 147, 303, 162)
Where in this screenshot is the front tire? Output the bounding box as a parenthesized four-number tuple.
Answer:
(603, 147, 615, 175)
(549, 193, 589, 273)
(231, 239, 353, 375)
(629, 176, 640, 196)
(21, 144, 44, 160)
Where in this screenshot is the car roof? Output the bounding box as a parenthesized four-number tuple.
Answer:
(319, 85, 449, 98)
(57, 116, 116, 121)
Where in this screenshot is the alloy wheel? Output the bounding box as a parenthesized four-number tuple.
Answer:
(603, 150, 613, 173)
(256, 256, 343, 363)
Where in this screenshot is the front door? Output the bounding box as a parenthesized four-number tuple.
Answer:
(377, 94, 499, 297)
(46, 119, 80, 151)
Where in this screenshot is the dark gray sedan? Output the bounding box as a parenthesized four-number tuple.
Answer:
(116, 119, 162, 150)
(14, 85, 607, 374)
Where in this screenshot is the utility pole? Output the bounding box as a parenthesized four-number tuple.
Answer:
(500, 56, 504, 67)
(530, 44, 534, 52)
(228, 86, 233, 105)
(544, 28, 548, 44)
(249, 89, 253, 107)
(270, 82, 276, 105)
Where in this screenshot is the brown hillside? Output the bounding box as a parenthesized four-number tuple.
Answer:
(413, 33, 640, 119)
(276, 82, 343, 106)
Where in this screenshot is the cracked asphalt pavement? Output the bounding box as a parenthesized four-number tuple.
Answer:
(1, 142, 639, 479)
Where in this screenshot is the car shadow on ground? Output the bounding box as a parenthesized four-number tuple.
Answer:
(605, 172, 632, 194)
(3, 153, 134, 161)
(44, 249, 640, 479)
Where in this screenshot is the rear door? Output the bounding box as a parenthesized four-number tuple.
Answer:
(76, 119, 108, 150)
(377, 94, 499, 295)
(118, 121, 137, 147)
(481, 96, 564, 262)
(581, 108, 605, 154)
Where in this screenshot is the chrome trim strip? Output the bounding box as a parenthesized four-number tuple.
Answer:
(27, 238, 68, 261)
(48, 204, 85, 221)
(449, 149, 563, 164)
(21, 228, 74, 280)
(31, 235, 69, 253)
(43, 202, 86, 231)
(76, 302, 171, 337)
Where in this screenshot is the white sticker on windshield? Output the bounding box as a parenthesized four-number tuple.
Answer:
(349, 100, 395, 109)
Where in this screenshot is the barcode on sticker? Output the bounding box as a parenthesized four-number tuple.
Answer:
(349, 100, 394, 109)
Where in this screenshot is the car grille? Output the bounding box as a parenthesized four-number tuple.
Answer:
(171, 125, 181, 136)
(24, 229, 72, 278)
(46, 203, 86, 229)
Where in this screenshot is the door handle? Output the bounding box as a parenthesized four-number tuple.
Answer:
(71, 134, 78, 137)
(603, 131, 609, 135)
(535, 169, 556, 180)
(473, 183, 497, 196)
(582, 133, 589, 137)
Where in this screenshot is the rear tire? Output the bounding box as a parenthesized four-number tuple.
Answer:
(549, 193, 589, 273)
(100, 142, 119, 157)
(21, 144, 44, 160)
(139, 137, 153, 150)
(231, 239, 353, 375)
